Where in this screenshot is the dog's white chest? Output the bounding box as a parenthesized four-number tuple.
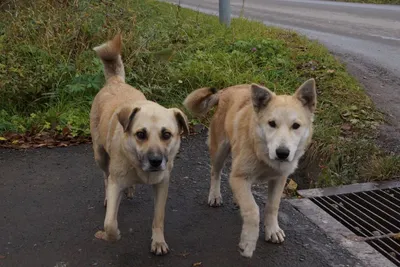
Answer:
(131, 171, 166, 185)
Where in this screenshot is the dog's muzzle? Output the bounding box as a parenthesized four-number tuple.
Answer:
(275, 146, 290, 161)
(149, 154, 163, 167)
(144, 152, 167, 172)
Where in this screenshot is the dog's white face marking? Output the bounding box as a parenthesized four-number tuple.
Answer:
(257, 103, 311, 163)
(251, 80, 316, 168)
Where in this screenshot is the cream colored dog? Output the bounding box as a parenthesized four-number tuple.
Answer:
(183, 80, 317, 258)
(90, 34, 189, 255)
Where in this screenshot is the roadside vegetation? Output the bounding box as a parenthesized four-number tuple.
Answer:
(0, 0, 398, 187)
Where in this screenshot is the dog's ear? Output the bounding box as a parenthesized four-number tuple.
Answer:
(170, 108, 189, 136)
(117, 107, 140, 132)
(294, 78, 317, 113)
(251, 83, 274, 112)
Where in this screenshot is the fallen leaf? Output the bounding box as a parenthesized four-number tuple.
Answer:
(0, 130, 92, 149)
(327, 69, 335, 74)
(34, 144, 48, 148)
(341, 111, 351, 117)
(350, 118, 359, 124)
(57, 143, 69, 147)
(192, 262, 202, 267)
(286, 179, 298, 191)
(0, 255, 5, 259)
(341, 123, 352, 131)
(178, 252, 190, 257)
(393, 233, 400, 240)
(62, 127, 70, 136)
(350, 105, 358, 111)
(0, 137, 6, 141)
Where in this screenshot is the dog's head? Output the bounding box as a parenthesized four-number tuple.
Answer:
(251, 79, 317, 163)
(117, 102, 189, 172)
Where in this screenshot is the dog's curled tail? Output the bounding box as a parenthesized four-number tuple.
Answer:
(93, 33, 125, 82)
(183, 87, 219, 117)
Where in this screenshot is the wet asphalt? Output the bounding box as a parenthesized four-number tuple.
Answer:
(0, 131, 362, 267)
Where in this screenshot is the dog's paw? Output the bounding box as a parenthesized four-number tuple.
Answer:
(95, 229, 121, 242)
(208, 192, 223, 207)
(151, 240, 169, 255)
(238, 240, 256, 258)
(265, 224, 285, 243)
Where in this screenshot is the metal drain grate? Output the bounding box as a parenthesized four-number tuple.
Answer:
(310, 187, 400, 266)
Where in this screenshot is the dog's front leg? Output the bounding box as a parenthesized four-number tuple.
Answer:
(95, 179, 123, 241)
(230, 175, 259, 258)
(264, 176, 286, 243)
(151, 178, 170, 255)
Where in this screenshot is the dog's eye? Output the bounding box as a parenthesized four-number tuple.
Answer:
(136, 131, 147, 140)
(292, 123, 300, 130)
(268, 121, 276, 128)
(162, 132, 172, 140)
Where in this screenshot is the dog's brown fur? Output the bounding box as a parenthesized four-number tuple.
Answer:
(183, 80, 316, 258)
(90, 34, 189, 255)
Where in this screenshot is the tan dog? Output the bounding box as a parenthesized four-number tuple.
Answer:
(90, 34, 189, 255)
(183, 80, 316, 258)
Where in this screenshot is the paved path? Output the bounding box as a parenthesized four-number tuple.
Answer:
(0, 132, 361, 267)
(163, 0, 400, 153)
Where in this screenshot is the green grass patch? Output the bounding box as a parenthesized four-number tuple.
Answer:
(0, 0, 398, 187)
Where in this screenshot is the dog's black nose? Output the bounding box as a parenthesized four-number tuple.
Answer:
(148, 154, 163, 167)
(276, 147, 290, 160)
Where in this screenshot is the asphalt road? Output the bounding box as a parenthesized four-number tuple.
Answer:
(0, 131, 362, 267)
(163, 0, 400, 153)
(168, 0, 400, 73)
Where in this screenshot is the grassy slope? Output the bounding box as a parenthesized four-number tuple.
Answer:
(0, 0, 399, 187)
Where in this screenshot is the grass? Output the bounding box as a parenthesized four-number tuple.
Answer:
(0, 0, 398, 187)
(331, 0, 400, 4)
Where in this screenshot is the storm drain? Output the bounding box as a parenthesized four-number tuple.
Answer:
(309, 187, 400, 266)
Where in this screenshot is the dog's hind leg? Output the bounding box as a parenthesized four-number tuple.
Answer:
(93, 144, 110, 207)
(125, 185, 135, 199)
(264, 176, 286, 244)
(207, 124, 230, 207)
(103, 174, 109, 207)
